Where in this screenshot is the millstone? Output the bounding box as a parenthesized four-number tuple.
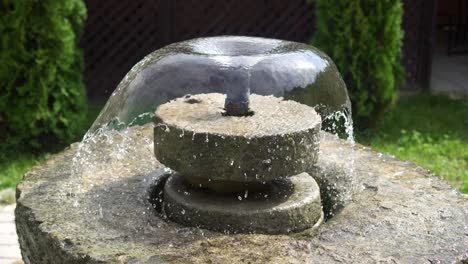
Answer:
(163, 172, 324, 234)
(154, 93, 321, 182)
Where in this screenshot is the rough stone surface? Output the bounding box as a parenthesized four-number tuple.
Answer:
(16, 125, 468, 263)
(164, 173, 323, 234)
(154, 93, 321, 182)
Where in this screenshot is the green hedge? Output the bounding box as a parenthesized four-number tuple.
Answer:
(0, 0, 87, 149)
(313, 0, 404, 127)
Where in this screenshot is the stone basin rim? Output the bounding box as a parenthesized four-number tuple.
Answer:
(15, 126, 468, 263)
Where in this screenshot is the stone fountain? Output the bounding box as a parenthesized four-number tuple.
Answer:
(155, 93, 323, 234)
(15, 37, 467, 263)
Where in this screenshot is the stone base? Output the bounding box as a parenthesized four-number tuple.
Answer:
(163, 173, 323, 234)
(15, 126, 468, 263)
(184, 176, 268, 193)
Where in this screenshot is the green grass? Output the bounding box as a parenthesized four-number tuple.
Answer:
(0, 102, 103, 191)
(0, 153, 48, 190)
(357, 94, 468, 193)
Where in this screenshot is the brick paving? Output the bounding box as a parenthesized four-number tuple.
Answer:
(0, 205, 23, 264)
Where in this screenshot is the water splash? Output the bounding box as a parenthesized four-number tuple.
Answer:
(63, 36, 359, 261)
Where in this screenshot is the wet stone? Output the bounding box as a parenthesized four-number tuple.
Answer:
(163, 173, 324, 234)
(154, 93, 321, 182)
(15, 126, 468, 263)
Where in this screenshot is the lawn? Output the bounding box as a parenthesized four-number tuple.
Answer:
(357, 94, 468, 193)
(1, 94, 467, 196)
(0, 152, 47, 191)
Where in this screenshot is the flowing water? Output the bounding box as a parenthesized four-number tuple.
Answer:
(65, 36, 359, 260)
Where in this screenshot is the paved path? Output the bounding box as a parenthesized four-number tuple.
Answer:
(431, 53, 468, 97)
(430, 30, 468, 98)
(0, 205, 23, 264)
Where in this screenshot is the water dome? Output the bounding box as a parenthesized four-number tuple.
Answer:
(89, 36, 351, 136)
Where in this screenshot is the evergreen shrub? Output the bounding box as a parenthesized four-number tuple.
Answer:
(0, 0, 87, 149)
(313, 0, 404, 127)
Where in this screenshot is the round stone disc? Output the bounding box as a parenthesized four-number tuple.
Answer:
(163, 172, 324, 234)
(154, 93, 321, 182)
